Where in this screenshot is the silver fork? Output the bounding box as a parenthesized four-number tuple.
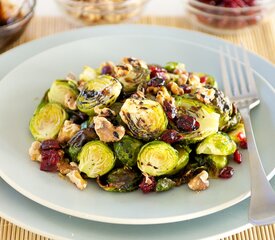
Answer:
(220, 45, 275, 225)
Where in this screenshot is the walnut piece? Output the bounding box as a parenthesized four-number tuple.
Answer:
(28, 141, 42, 162)
(166, 81, 184, 96)
(64, 93, 77, 110)
(188, 170, 209, 191)
(57, 120, 81, 143)
(94, 106, 116, 118)
(66, 170, 87, 190)
(93, 116, 125, 142)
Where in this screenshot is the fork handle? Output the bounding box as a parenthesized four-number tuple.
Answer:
(240, 108, 275, 225)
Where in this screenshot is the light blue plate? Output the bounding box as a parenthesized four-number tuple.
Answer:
(0, 26, 274, 237)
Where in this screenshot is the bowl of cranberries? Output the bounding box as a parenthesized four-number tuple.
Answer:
(185, 0, 275, 34)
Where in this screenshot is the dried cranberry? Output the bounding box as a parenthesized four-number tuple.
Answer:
(41, 139, 61, 150)
(40, 149, 62, 172)
(163, 100, 177, 120)
(181, 84, 192, 93)
(147, 77, 165, 87)
(160, 129, 184, 144)
(101, 65, 112, 75)
(236, 132, 246, 142)
(176, 115, 200, 132)
(149, 65, 167, 79)
(200, 76, 208, 84)
(233, 149, 242, 164)
(139, 176, 156, 193)
(239, 139, 248, 149)
(219, 166, 234, 179)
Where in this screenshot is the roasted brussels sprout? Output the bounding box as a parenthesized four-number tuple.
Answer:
(78, 140, 115, 178)
(114, 57, 149, 93)
(175, 96, 220, 142)
(120, 98, 168, 141)
(196, 132, 237, 155)
(113, 135, 143, 167)
(79, 66, 98, 82)
(48, 80, 79, 110)
(30, 102, 68, 141)
(156, 177, 176, 192)
(97, 167, 142, 192)
(169, 146, 190, 175)
(77, 75, 122, 115)
(137, 141, 179, 176)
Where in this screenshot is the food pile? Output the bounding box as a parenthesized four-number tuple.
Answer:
(28, 57, 247, 193)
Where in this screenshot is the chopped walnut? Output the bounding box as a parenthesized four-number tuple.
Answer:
(93, 116, 125, 142)
(187, 74, 202, 89)
(188, 170, 209, 191)
(156, 86, 175, 107)
(28, 141, 42, 162)
(167, 82, 184, 96)
(64, 93, 77, 110)
(58, 159, 78, 175)
(94, 106, 116, 118)
(57, 120, 81, 143)
(121, 57, 148, 69)
(114, 64, 132, 77)
(66, 170, 87, 190)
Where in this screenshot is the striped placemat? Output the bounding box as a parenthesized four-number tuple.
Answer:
(0, 15, 275, 240)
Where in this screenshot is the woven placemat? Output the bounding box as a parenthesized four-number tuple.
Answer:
(0, 16, 275, 240)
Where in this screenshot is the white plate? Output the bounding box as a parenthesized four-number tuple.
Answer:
(0, 24, 274, 240)
(0, 25, 274, 226)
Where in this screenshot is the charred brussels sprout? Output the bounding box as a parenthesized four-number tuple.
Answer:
(137, 141, 179, 176)
(169, 146, 190, 175)
(48, 80, 79, 110)
(77, 75, 122, 115)
(78, 141, 115, 178)
(97, 167, 142, 192)
(119, 98, 168, 141)
(196, 132, 237, 155)
(156, 177, 176, 192)
(175, 96, 220, 142)
(114, 57, 149, 93)
(29, 102, 68, 141)
(113, 135, 143, 167)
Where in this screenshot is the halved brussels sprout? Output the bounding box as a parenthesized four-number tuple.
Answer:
(169, 146, 190, 175)
(227, 123, 246, 144)
(97, 167, 142, 192)
(114, 58, 149, 93)
(137, 141, 179, 176)
(196, 132, 237, 155)
(113, 135, 143, 167)
(79, 66, 98, 82)
(78, 140, 115, 178)
(77, 75, 122, 115)
(119, 98, 168, 141)
(175, 96, 220, 143)
(48, 80, 79, 109)
(29, 102, 68, 141)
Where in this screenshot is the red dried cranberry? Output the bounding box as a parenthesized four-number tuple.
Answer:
(40, 149, 61, 172)
(41, 139, 61, 150)
(147, 77, 165, 87)
(101, 65, 112, 75)
(176, 115, 200, 132)
(219, 166, 234, 178)
(139, 176, 156, 193)
(200, 76, 208, 84)
(233, 149, 242, 164)
(160, 129, 184, 144)
(181, 84, 192, 93)
(149, 65, 167, 79)
(239, 139, 248, 149)
(163, 100, 177, 120)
